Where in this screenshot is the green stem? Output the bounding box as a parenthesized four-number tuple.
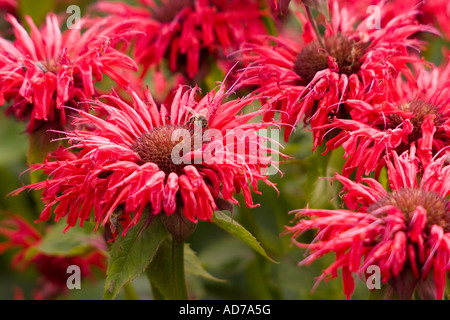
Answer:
(305, 5, 325, 48)
(150, 281, 165, 300)
(172, 238, 188, 300)
(123, 282, 139, 300)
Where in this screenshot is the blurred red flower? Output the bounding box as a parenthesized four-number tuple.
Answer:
(0, 214, 106, 300)
(95, 0, 270, 79)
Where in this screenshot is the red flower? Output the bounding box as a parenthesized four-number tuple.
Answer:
(95, 0, 270, 79)
(285, 148, 450, 299)
(419, 0, 450, 41)
(0, 0, 16, 14)
(238, 0, 437, 142)
(0, 13, 140, 133)
(318, 62, 450, 179)
(11, 84, 282, 239)
(0, 214, 106, 300)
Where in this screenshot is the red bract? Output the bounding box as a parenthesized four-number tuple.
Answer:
(0, 13, 140, 133)
(95, 0, 269, 79)
(11, 83, 282, 239)
(0, 215, 106, 300)
(285, 148, 450, 300)
(318, 62, 450, 179)
(238, 0, 437, 142)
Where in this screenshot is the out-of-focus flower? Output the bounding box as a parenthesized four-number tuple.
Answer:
(11, 83, 282, 241)
(238, 0, 437, 142)
(0, 214, 106, 300)
(0, 0, 17, 38)
(95, 0, 270, 80)
(0, 13, 140, 133)
(0, 0, 16, 14)
(285, 148, 450, 300)
(317, 62, 450, 179)
(420, 0, 450, 42)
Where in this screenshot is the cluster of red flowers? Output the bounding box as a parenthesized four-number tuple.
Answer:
(268, 1, 450, 300)
(0, 0, 448, 300)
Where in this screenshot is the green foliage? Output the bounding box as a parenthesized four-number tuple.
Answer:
(36, 221, 103, 257)
(104, 215, 169, 300)
(212, 211, 277, 264)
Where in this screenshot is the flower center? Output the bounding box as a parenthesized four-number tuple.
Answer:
(388, 100, 444, 143)
(293, 34, 366, 83)
(151, 0, 195, 22)
(368, 188, 450, 233)
(131, 124, 194, 174)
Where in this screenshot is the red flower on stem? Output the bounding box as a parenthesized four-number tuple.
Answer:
(285, 147, 450, 299)
(318, 62, 450, 179)
(11, 83, 282, 241)
(237, 0, 437, 142)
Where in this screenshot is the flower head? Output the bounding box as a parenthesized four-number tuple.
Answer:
(0, 13, 140, 132)
(238, 0, 437, 142)
(95, 0, 269, 79)
(0, 214, 106, 299)
(285, 148, 450, 299)
(11, 84, 281, 240)
(318, 62, 450, 179)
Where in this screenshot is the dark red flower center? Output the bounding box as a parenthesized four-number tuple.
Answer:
(368, 188, 450, 233)
(132, 124, 197, 174)
(388, 100, 444, 143)
(293, 34, 366, 83)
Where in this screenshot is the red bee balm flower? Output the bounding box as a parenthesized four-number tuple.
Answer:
(0, 215, 106, 300)
(95, 0, 269, 79)
(319, 62, 450, 179)
(12, 84, 280, 240)
(238, 0, 437, 142)
(285, 148, 450, 300)
(0, 13, 140, 133)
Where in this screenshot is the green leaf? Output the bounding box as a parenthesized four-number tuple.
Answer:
(145, 238, 185, 300)
(184, 243, 223, 282)
(104, 214, 169, 300)
(212, 211, 277, 264)
(36, 220, 103, 257)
